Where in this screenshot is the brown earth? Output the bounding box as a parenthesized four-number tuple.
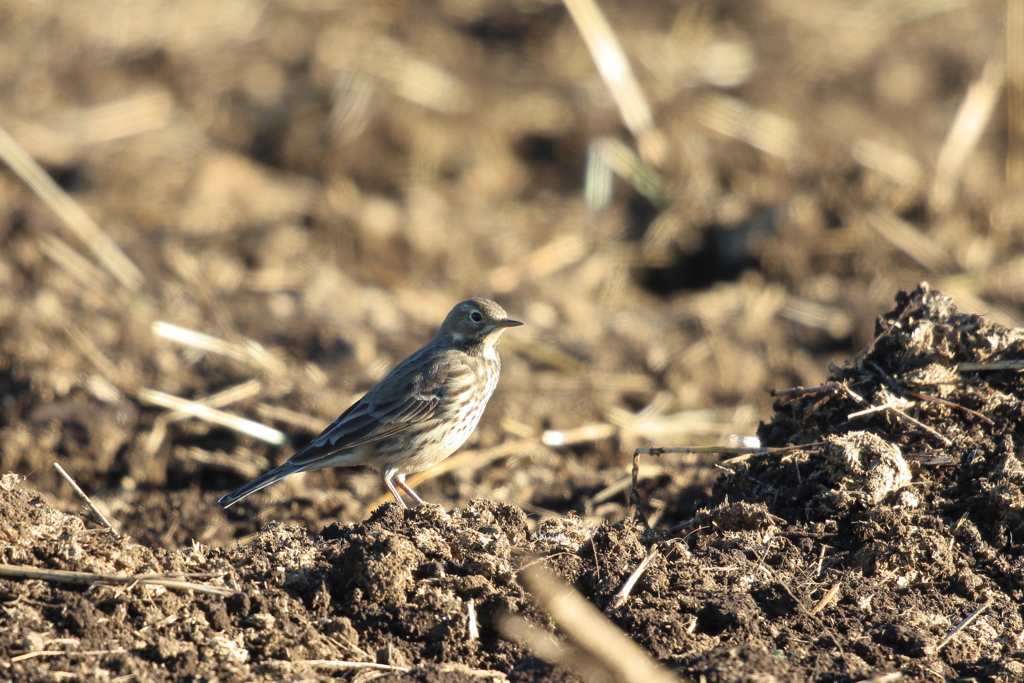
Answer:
(4, 286, 1024, 682)
(1, 0, 1023, 681)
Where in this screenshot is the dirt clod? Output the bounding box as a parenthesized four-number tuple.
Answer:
(4, 286, 1024, 681)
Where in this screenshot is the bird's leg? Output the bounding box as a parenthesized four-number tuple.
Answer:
(396, 474, 426, 506)
(381, 468, 409, 509)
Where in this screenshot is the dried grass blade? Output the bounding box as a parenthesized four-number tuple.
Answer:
(0, 122, 143, 290)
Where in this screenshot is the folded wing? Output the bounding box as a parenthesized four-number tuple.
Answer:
(288, 350, 471, 467)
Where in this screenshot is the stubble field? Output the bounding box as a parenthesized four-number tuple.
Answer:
(2, 1, 1023, 681)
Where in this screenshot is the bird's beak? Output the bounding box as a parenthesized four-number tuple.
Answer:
(497, 318, 523, 328)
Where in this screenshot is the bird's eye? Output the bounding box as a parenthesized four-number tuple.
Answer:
(470, 311, 483, 323)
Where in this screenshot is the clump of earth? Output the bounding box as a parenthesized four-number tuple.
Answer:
(3, 285, 1023, 682)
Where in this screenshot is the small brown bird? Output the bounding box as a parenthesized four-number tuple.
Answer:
(218, 298, 522, 509)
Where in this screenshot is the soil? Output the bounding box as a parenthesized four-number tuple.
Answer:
(5, 286, 1024, 681)
(2, 1, 1024, 681)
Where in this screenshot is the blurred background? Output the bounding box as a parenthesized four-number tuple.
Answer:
(0, 0, 1019, 546)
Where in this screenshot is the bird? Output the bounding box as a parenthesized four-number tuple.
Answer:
(218, 298, 522, 510)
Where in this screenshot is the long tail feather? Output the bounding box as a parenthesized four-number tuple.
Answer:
(217, 464, 297, 508)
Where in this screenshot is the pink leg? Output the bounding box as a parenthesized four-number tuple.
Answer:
(381, 468, 409, 509)
(396, 474, 426, 506)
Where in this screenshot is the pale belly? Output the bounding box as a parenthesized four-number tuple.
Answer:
(387, 365, 499, 475)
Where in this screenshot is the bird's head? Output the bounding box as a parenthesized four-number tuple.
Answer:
(437, 298, 522, 351)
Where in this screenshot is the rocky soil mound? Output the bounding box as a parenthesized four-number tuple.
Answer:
(3, 285, 1023, 682)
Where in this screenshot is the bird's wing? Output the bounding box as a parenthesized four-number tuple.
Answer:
(287, 350, 471, 467)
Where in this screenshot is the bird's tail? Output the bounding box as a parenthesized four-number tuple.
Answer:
(217, 463, 297, 508)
